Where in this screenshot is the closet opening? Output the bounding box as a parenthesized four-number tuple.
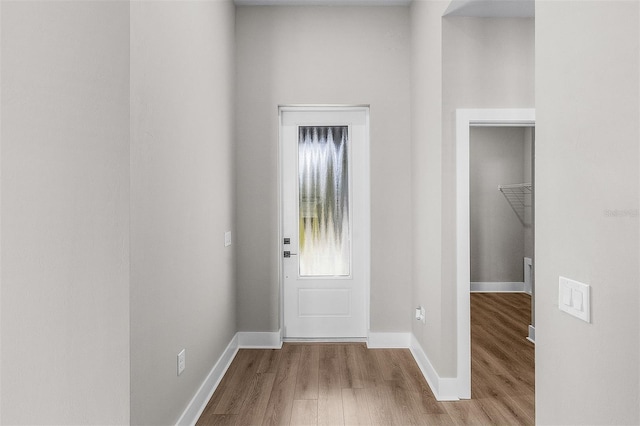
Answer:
(454, 108, 535, 399)
(468, 125, 535, 406)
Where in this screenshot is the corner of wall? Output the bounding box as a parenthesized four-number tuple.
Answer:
(409, 333, 460, 401)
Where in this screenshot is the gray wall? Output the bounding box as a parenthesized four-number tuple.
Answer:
(410, 0, 448, 375)
(236, 6, 412, 333)
(470, 127, 527, 283)
(1, 1, 236, 424)
(523, 128, 534, 261)
(1, 2, 130, 423)
(130, 1, 236, 424)
(411, 9, 535, 377)
(536, 1, 639, 423)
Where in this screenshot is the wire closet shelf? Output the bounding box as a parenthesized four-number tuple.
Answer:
(498, 183, 532, 223)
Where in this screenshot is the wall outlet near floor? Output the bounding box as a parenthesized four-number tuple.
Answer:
(177, 349, 186, 376)
(415, 306, 426, 324)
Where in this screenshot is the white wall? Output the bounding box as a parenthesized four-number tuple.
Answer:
(130, 1, 236, 424)
(470, 127, 526, 283)
(536, 1, 639, 423)
(236, 6, 412, 334)
(1, 2, 130, 423)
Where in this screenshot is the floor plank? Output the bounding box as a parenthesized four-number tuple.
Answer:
(289, 400, 317, 426)
(235, 372, 276, 426)
(342, 388, 372, 426)
(213, 350, 262, 414)
(262, 345, 301, 426)
(294, 345, 319, 400)
(317, 397, 344, 426)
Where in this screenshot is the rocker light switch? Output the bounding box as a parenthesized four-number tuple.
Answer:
(562, 286, 572, 307)
(559, 276, 590, 323)
(572, 289, 583, 311)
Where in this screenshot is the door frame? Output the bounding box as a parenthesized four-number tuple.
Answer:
(455, 108, 535, 398)
(278, 105, 371, 341)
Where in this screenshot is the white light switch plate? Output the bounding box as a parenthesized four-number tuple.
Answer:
(558, 276, 590, 323)
(224, 231, 231, 247)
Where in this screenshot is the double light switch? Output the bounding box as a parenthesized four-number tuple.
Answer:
(558, 276, 590, 323)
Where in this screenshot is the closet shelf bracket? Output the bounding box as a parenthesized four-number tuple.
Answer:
(498, 183, 533, 225)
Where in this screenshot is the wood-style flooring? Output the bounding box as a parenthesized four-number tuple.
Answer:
(197, 293, 534, 425)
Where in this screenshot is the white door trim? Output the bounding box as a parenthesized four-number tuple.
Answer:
(455, 108, 535, 399)
(278, 105, 371, 341)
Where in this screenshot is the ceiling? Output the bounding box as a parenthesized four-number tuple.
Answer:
(443, 0, 534, 17)
(234, 0, 535, 18)
(234, 0, 410, 5)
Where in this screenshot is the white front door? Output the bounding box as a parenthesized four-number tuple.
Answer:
(280, 107, 369, 339)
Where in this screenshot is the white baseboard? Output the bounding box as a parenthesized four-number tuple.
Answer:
(175, 334, 239, 426)
(367, 331, 411, 348)
(409, 334, 460, 401)
(527, 325, 535, 343)
(237, 330, 283, 349)
(470, 281, 526, 293)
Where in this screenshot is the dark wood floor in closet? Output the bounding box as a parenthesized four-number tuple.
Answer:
(197, 293, 534, 425)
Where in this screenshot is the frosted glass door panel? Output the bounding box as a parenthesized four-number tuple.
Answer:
(298, 126, 351, 276)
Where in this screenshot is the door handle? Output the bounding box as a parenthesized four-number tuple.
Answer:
(283, 251, 298, 258)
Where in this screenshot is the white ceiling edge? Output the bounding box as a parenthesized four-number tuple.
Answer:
(235, 0, 410, 6)
(443, 0, 534, 18)
(232, 0, 534, 16)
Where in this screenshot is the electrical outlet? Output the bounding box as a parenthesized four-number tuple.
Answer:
(420, 306, 426, 324)
(177, 349, 186, 376)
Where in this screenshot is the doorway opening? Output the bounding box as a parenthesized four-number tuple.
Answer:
(455, 108, 535, 399)
(279, 106, 370, 341)
(468, 124, 535, 408)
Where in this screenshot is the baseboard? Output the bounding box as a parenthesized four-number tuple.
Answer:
(237, 330, 283, 349)
(470, 281, 526, 293)
(175, 334, 239, 426)
(527, 325, 535, 343)
(409, 334, 460, 401)
(367, 331, 411, 348)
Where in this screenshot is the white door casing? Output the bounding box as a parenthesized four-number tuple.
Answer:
(279, 106, 370, 339)
(456, 108, 535, 399)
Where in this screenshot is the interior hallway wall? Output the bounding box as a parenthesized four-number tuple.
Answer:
(536, 1, 639, 423)
(1, 2, 130, 423)
(411, 9, 535, 378)
(410, 0, 449, 376)
(235, 6, 412, 333)
(130, 1, 236, 424)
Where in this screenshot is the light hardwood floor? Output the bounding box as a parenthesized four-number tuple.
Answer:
(197, 293, 534, 425)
